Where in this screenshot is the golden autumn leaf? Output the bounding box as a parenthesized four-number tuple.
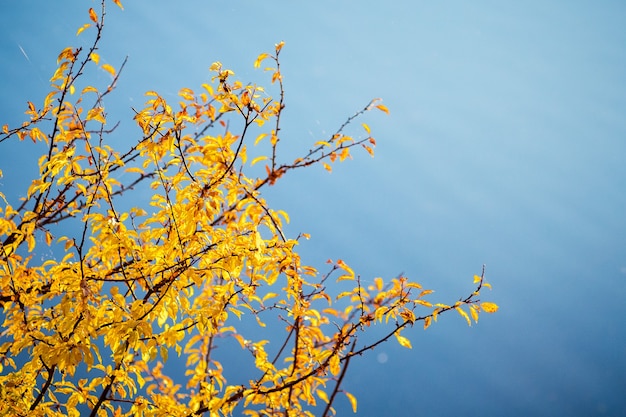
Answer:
(57, 47, 75, 64)
(253, 133, 267, 146)
(251, 156, 268, 167)
(86, 107, 106, 124)
(470, 305, 480, 323)
(345, 391, 358, 413)
(101, 63, 116, 76)
(338, 147, 351, 162)
(455, 304, 472, 326)
(376, 103, 390, 114)
(395, 333, 412, 349)
(317, 389, 329, 404)
(481, 302, 499, 313)
(88, 8, 98, 23)
(76, 23, 91, 36)
(416, 299, 432, 308)
(329, 354, 341, 376)
(81, 86, 98, 94)
(400, 309, 416, 323)
(124, 167, 144, 174)
(362, 144, 374, 157)
(254, 53, 269, 69)
(374, 277, 384, 291)
(336, 259, 355, 280)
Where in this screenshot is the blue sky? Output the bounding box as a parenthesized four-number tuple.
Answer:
(1, 1, 626, 416)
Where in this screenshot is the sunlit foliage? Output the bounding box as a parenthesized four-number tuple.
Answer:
(0, 1, 497, 416)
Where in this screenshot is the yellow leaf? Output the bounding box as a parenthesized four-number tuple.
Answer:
(336, 259, 354, 280)
(45, 231, 53, 246)
(76, 23, 91, 36)
(112, 0, 124, 10)
(275, 41, 285, 53)
(276, 209, 289, 224)
(90, 52, 100, 64)
(376, 104, 390, 114)
(456, 305, 471, 326)
(317, 389, 329, 404)
(400, 309, 415, 323)
(374, 306, 388, 322)
(254, 133, 268, 146)
(82, 86, 98, 94)
(44, 91, 57, 109)
(395, 333, 412, 349)
(336, 291, 353, 300)
(102, 64, 116, 76)
(424, 316, 432, 330)
(322, 162, 332, 172)
(362, 123, 370, 134)
(2, 124, 8, 134)
(481, 302, 499, 313)
(86, 107, 106, 124)
(179, 88, 194, 101)
(470, 305, 480, 323)
(345, 391, 357, 413)
(27, 101, 36, 113)
(473, 274, 482, 284)
(251, 155, 268, 166)
(69, 84, 75, 95)
(201, 83, 214, 96)
(262, 292, 278, 302)
(416, 299, 432, 308)
(89, 8, 98, 23)
(338, 147, 351, 162)
(26, 233, 36, 252)
(124, 167, 144, 174)
(254, 53, 269, 69)
(63, 237, 74, 251)
(209, 61, 222, 72)
(329, 354, 340, 376)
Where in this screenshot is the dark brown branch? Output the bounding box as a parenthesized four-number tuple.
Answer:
(323, 340, 356, 417)
(29, 360, 56, 411)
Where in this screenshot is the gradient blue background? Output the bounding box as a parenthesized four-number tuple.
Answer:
(1, 1, 625, 416)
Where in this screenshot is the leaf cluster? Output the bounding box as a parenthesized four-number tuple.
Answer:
(0, 2, 497, 416)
